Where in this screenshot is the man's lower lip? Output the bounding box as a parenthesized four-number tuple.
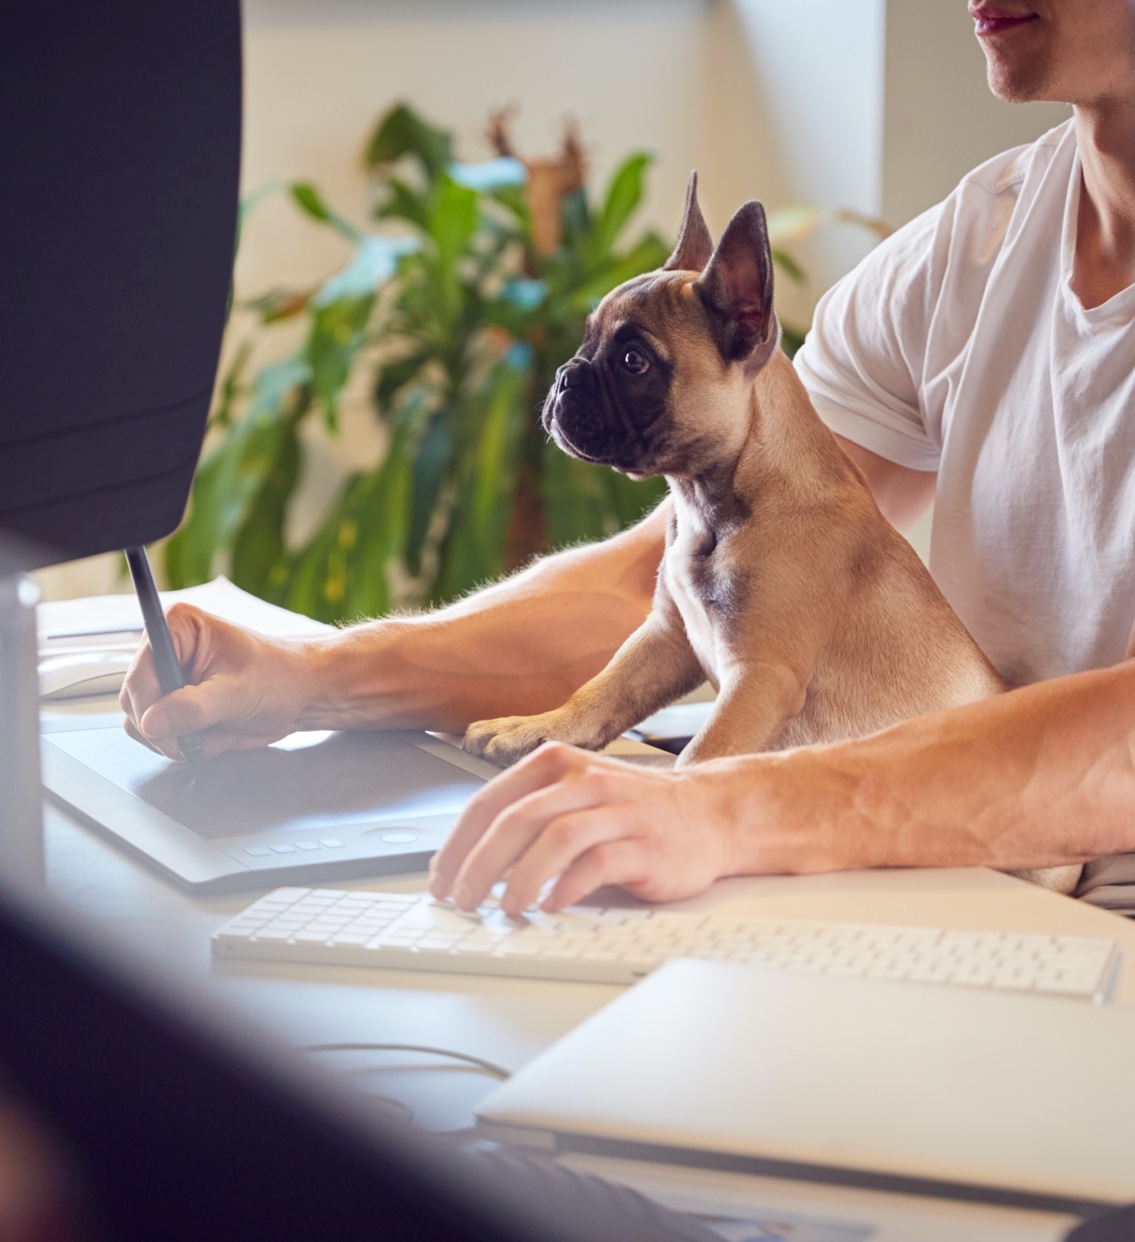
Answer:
(973, 14, 1038, 35)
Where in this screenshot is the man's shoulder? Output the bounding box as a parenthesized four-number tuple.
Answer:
(953, 118, 1074, 202)
(863, 119, 1075, 274)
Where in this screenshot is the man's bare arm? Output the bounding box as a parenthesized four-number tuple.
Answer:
(731, 660, 1135, 877)
(430, 660, 1135, 912)
(121, 503, 667, 758)
(301, 503, 668, 733)
(834, 434, 936, 533)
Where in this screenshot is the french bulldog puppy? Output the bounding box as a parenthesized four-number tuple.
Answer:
(463, 176, 1079, 893)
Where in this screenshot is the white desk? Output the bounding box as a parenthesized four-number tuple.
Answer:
(40, 712, 1135, 1242)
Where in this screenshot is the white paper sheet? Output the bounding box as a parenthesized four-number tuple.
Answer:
(37, 576, 332, 700)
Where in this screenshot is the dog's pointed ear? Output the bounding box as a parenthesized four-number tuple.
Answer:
(695, 200, 777, 364)
(663, 172, 714, 273)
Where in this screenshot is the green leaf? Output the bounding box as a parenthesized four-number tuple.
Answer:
(570, 232, 671, 310)
(487, 182, 529, 225)
(560, 186, 592, 252)
(585, 153, 652, 269)
(365, 103, 454, 179)
(771, 247, 806, 285)
(779, 321, 807, 359)
(468, 350, 529, 555)
(280, 389, 435, 622)
(305, 295, 373, 432)
(164, 450, 224, 586)
(209, 339, 252, 430)
(230, 416, 301, 602)
(433, 349, 530, 599)
(343, 412, 417, 619)
(405, 409, 452, 576)
(413, 175, 482, 332)
(289, 182, 363, 242)
(373, 176, 432, 231)
(284, 487, 354, 623)
(373, 349, 434, 418)
(428, 175, 481, 275)
(166, 374, 308, 587)
(540, 446, 611, 548)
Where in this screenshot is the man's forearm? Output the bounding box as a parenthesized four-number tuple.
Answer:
(297, 505, 668, 733)
(722, 661, 1135, 875)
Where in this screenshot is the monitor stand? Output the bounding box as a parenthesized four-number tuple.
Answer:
(0, 572, 45, 887)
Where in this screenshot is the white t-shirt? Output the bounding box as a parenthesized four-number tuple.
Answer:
(795, 119, 1135, 687)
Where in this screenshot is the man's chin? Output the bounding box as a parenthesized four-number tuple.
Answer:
(982, 53, 1060, 104)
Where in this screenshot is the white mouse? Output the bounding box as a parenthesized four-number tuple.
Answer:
(38, 651, 134, 700)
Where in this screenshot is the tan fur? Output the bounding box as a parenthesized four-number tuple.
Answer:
(463, 194, 1079, 894)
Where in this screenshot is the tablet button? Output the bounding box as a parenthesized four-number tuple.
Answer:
(319, 837, 344, 848)
(379, 832, 418, 844)
(294, 841, 320, 851)
(245, 846, 271, 857)
(270, 843, 296, 854)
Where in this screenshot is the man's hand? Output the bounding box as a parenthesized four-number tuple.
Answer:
(119, 603, 317, 760)
(428, 742, 738, 914)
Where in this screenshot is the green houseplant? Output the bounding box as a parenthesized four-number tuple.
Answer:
(165, 104, 883, 624)
(165, 105, 675, 622)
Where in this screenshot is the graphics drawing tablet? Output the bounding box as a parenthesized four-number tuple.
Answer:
(41, 721, 499, 893)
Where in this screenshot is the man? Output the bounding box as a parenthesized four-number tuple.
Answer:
(122, 0, 1135, 917)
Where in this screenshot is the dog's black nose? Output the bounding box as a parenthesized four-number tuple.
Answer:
(556, 357, 592, 394)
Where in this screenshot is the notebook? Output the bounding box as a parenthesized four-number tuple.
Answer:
(476, 958, 1135, 1215)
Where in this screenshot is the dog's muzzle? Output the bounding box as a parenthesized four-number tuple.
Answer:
(542, 357, 610, 457)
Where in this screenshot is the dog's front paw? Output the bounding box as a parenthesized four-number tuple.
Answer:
(463, 713, 563, 767)
(463, 709, 609, 767)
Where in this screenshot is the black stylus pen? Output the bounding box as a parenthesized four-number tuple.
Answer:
(124, 546, 205, 765)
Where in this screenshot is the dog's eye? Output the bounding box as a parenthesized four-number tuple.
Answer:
(622, 348, 650, 375)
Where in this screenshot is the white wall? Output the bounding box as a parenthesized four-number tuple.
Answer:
(238, 0, 717, 292)
(36, 0, 1073, 598)
(706, 0, 886, 310)
(882, 0, 1069, 226)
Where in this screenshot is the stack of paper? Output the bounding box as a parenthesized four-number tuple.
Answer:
(37, 576, 331, 701)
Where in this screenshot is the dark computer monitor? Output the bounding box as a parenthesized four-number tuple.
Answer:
(0, 2, 240, 573)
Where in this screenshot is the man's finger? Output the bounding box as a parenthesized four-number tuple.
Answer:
(123, 715, 180, 760)
(430, 742, 583, 897)
(544, 835, 653, 911)
(448, 760, 635, 910)
(445, 776, 602, 909)
(138, 684, 215, 742)
(118, 640, 158, 727)
(496, 806, 630, 914)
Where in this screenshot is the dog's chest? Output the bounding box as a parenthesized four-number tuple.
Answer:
(663, 521, 734, 679)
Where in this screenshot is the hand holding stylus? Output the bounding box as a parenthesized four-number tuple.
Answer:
(124, 547, 205, 765)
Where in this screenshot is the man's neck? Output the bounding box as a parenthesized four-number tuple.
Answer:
(1072, 103, 1135, 309)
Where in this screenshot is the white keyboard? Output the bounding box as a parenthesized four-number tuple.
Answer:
(212, 887, 1120, 1001)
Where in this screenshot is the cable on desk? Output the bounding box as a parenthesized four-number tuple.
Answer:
(304, 1043, 511, 1081)
(358, 1094, 416, 1127)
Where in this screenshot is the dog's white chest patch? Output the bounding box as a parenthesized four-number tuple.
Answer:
(664, 531, 724, 684)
